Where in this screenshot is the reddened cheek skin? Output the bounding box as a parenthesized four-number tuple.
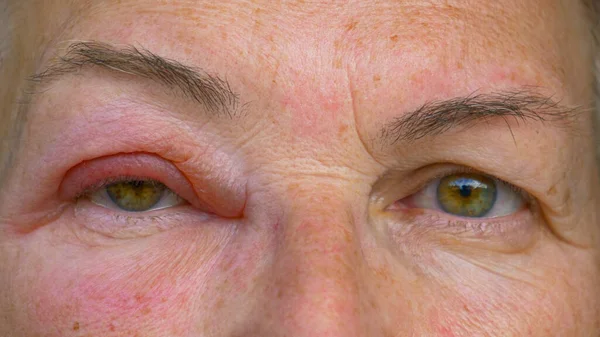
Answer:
(35, 273, 187, 334)
(20, 224, 245, 336)
(28, 249, 196, 335)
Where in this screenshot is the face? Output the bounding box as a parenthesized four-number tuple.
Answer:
(1, 0, 599, 336)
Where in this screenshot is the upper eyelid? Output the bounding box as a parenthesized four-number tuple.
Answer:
(60, 153, 199, 205)
(77, 176, 165, 199)
(58, 152, 245, 218)
(375, 163, 530, 206)
(413, 166, 517, 198)
(431, 168, 527, 197)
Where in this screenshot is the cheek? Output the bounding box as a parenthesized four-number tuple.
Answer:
(28, 251, 196, 335)
(33, 273, 187, 334)
(425, 288, 533, 336)
(424, 264, 593, 337)
(19, 227, 244, 336)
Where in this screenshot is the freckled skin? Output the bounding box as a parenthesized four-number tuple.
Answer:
(0, 0, 599, 336)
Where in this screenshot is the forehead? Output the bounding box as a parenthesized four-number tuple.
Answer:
(2, 0, 596, 215)
(15, 0, 588, 160)
(64, 1, 584, 51)
(48, 0, 588, 99)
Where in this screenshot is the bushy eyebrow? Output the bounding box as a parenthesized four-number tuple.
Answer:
(379, 89, 583, 144)
(30, 41, 239, 116)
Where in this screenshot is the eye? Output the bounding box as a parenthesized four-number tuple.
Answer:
(438, 174, 496, 217)
(87, 178, 185, 212)
(406, 173, 525, 218)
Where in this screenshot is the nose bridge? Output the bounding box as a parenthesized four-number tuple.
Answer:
(267, 187, 365, 336)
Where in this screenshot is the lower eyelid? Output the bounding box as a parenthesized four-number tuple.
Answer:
(71, 199, 205, 239)
(387, 208, 539, 253)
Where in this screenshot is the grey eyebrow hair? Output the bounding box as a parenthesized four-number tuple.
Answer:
(379, 89, 583, 144)
(30, 41, 239, 116)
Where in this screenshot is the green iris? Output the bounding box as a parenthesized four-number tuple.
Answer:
(437, 174, 497, 217)
(106, 180, 165, 212)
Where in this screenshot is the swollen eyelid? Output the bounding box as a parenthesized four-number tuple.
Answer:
(60, 153, 198, 206)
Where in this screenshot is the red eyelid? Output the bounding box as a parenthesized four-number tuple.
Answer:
(60, 153, 201, 207)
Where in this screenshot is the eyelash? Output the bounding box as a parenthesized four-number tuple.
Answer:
(434, 167, 527, 199)
(387, 166, 532, 212)
(434, 166, 524, 196)
(380, 166, 541, 250)
(75, 175, 161, 200)
(79, 175, 189, 213)
(77, 167, 530, 207)
(65, 164, 537, 250)
(60, 153, 204, 209)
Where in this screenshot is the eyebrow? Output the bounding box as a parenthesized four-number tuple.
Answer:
(28, 42, 582, 144)
(379, 90, 583, 144)
(30, 41, 239, 116)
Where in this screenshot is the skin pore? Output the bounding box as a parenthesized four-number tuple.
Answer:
(1, 0, 599, 336)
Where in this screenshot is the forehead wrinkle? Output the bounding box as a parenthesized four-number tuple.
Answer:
(57, 1, 584, 80)
(360, 1, 588, 100)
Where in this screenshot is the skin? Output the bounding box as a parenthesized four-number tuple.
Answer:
(1, 0, 599, 336)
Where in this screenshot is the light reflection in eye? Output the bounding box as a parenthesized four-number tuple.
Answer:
(437, 174, 497, 217)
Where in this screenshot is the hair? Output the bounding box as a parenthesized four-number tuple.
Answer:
(587, 0, 600, 149)
(580, 0, 600, 161)
(0, 2, 24, 188)
(0, 2, 71, 187)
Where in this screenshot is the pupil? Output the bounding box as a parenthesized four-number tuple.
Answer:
(459, 185, 472, 197)
(131, 180, 144, 188)
(438, 174, 497, 218)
